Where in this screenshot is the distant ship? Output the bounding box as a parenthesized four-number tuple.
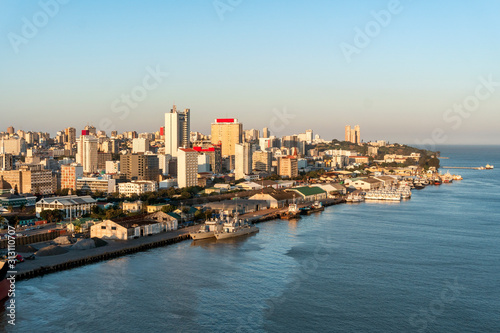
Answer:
(190, 217, 223, 240)
(485, 164, 494, 170)
(214, 214, 259, 240)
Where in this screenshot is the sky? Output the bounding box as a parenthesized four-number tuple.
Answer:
(1, 0, 499, 146)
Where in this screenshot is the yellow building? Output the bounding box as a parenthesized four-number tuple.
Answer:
(211, 118, 243, 157)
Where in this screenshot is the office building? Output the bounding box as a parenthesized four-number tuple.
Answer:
(61, 163, 84, 191)
(211, 118, 243, 157)
(235, 143, 252, 180)
(165, 105, 190, 157)
(177, 148, 198, 188)
(345, 125, 361, 144)
(278, 156, 299, 179)
(133, 138, 150, 153)
(76, 130, 98, 173)
(120, 153, 160, 181)
(252, 150, 272, 173)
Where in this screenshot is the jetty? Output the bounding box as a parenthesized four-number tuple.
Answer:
(442, 166, 483, 170)
(13, 198, 345, 281)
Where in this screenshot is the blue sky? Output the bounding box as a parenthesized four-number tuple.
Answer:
(1, 0, 499, 145)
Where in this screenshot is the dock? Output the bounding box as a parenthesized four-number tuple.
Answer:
(14, 198, 346, 281)
(442, 166, 483, 170)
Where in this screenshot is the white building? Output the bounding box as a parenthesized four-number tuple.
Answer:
(76, 132, 98, 173)
(235, 142, 252, 180)
(105, 161, 120, 174)
(132, 138, 150, 153)
(118, 181, 157, 196)
(77, 177, 116, 194)
(158, 154, 172, 176)
(35, 195, 97, 219)
(177, 148, 198, 188)
(165, 105, 190, 157)
(198, 153, 211, 173)
(90, 212, 178, 240)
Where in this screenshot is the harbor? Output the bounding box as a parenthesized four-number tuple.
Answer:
(11, 198, 345, 281)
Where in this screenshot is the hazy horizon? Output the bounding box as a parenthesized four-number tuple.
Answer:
(2, 0, 499, 145)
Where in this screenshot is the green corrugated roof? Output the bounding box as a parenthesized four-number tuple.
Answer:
(292, 186, 326, 196)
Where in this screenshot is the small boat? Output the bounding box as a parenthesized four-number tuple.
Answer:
(485, 164, 494, 170)
(434, 178, 442, 185)
(310, 201, 325, 213)
(281, 203, 301, 220)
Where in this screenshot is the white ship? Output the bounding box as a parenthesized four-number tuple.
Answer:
(190, 217, 223, 240)
(214, 214, 259, 240)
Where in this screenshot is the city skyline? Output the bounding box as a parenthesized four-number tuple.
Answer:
(2, 1, 500, 144)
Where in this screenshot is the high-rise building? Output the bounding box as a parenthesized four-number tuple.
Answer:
(211, 118, 243, 157)
(65, 127, 76, 144)
(85, 125, 97, 136)
(120, 153, 160, 181)
(177, 148, 198, 188)
(192, 145, 222, 174)
(345, 125, 351, 142)
(278, 156, 298, 179)
(76, 130, 98, 173)
(0, 153, 13, 171)
(345, 125, 361, 144)
(305, 129, 313, 144)
(164, 105, 190, 157)
(7, 126, 15, 135)
(0, 164, 53, 195)
(244, 129, 260, 142)
(61, 163, 84, 191)
(262, 127, 270, 139)
(132, 138, 150, 153)
(252, 150, 272, 173)
(235, 143, 252, 180)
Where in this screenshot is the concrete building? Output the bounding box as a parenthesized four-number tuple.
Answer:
(345, 125, 361, 144)
(77, 177, 116, 194)
(262, 127, 270, 138)
(278, 156, 298, 178)
(165, 105, 190, 157)
(35, 195, 97, 219)
(192, 145, 222, 174)
(132, 138, 150, 153)
(118, 181, 157, 196)
(235, 142, 252, 180)
(76, 131, 98, 173)
(252, 150, 272, 173)
(211, 118, 243, 157)
(0, 153, 13, 171)
(0, 164, 53, 195)
(177, 148, 198, 188)
(120, 153, 160, 181)
(197, 154, 211, 173)
(61, 163, 84, 191)
(1, 137, 26, 155)
(344, 177, 383, 191)
(105, 161, 120, 174)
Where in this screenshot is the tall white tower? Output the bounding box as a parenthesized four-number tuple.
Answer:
(76, 130, 98, 173)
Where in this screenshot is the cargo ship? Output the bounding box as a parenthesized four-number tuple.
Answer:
(280, 203, 301, 220)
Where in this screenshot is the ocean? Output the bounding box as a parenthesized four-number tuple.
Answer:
(2, 145, 499, 333)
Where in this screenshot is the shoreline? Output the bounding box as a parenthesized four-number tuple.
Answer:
(13, 198, 345, 281)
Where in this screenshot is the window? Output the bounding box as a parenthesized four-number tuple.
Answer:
(111, 227, 117, 230)
(101, 226, 106, 229)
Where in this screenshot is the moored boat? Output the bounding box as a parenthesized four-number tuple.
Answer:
(214, 215, 259, 240)
(485, 164, 494, 170)
(281, 203, 301, 220)
(190, 217, 223, 240)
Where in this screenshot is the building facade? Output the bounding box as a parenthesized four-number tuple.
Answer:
(177, 148, 198, 188)
(210, 118, 243, 157)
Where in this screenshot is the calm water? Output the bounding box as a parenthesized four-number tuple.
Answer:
(3, 145, 500, 333)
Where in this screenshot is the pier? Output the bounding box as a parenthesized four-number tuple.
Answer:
(14, 198, 346, 281)
(442, 166, 483, 170)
